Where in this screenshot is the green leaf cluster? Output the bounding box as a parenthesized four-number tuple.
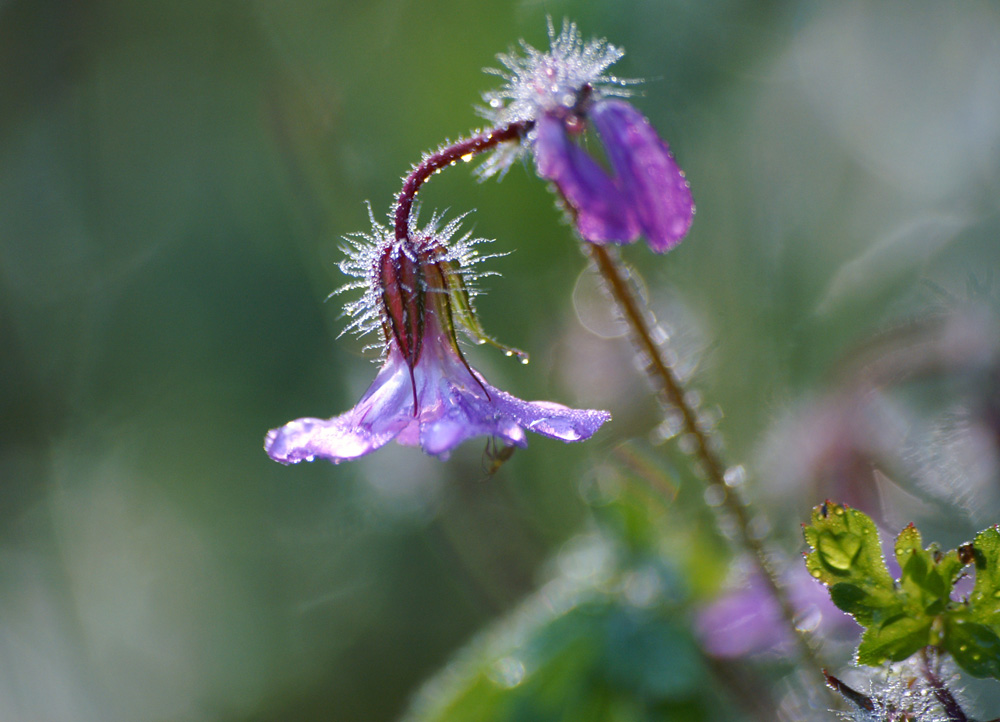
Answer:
(803, 502, 1000, 678)
(401, 465, 742, 722)
(399, 554, 727, 722)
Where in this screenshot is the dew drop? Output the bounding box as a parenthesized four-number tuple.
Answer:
(649, 325, 669, 345)
(723, 465, 746, 488)
(520, 357, 529, 365)
(652, 414, 683, 444)
(810, 569, 822, 579)
(748, 515, 771, 540)
(489, 656, 526, 689)
(703, 485, 725, 508)
(677, 433, 698, 455)
(698, 406, 722, 431)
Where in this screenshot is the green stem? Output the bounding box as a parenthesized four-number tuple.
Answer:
(587, 242, 827, 678)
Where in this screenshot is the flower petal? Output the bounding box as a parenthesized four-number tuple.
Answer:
(534, 112, 639, 244)
(590, 100, 694, 252)
(493, 396, 612, 443)
(265, 414, 398, 465)
(418, 351, 611, 458)
(265, 350, 416, 464)
(266, 316, 612, 464)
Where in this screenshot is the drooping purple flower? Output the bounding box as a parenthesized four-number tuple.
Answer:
(478, 20, 694, 253)
(265, 209, 611, 464)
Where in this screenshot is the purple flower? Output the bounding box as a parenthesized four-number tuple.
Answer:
(479, 20, 694, 252)
(694, 564, 858, 659)
(265, 210, 611, 464)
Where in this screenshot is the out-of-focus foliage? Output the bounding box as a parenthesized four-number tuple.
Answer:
(4, 0, 1000, 720)
(805, 503, 1000, 678)
(401, 449, 736, 722)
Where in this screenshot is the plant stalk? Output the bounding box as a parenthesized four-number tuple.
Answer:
(587, 242, 826, 677)
(920, 647, 969, 722)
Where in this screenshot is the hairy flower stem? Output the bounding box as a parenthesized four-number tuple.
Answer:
(394, 122, 530, 243)
(587, 242, 827, 678)
(920, 647, 969, 722)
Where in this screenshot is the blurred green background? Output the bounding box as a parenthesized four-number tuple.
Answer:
(3, 0, 1000, 720)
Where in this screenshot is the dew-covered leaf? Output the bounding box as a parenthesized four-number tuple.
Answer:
(804, 505, 1000, 678)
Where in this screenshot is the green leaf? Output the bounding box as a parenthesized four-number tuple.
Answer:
(944, 618, 1000, 678)
(803, 503, 897, 626)
(894, 524, 962, 616)
(857, 615, 933, 665)
(968, 526, 1000, 627)
(804, 507, 1000, 679)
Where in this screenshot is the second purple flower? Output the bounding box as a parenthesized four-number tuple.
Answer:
(479, 20, 695, 253)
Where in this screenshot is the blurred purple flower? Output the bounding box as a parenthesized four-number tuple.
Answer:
(265, 210, 611, 465)
(479, 20, 694, 252)
(694, 564, 858, 659)
(534, 99, 694, 252)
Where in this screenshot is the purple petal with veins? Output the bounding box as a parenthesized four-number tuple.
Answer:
(590, 99, 694, 252)
(534, 111, 639, 244)
(266, 316, 611, 464)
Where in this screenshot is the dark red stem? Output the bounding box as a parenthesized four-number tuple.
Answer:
(920, 648, 969, 722)
(823, 671, 875, 713)
(394, 122, 530, 242)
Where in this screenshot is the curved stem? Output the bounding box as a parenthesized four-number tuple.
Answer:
(394, 122, 529, 242)
(587, 242, 827, 677)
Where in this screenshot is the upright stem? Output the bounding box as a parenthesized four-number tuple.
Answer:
(587, 242, 826, 676)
